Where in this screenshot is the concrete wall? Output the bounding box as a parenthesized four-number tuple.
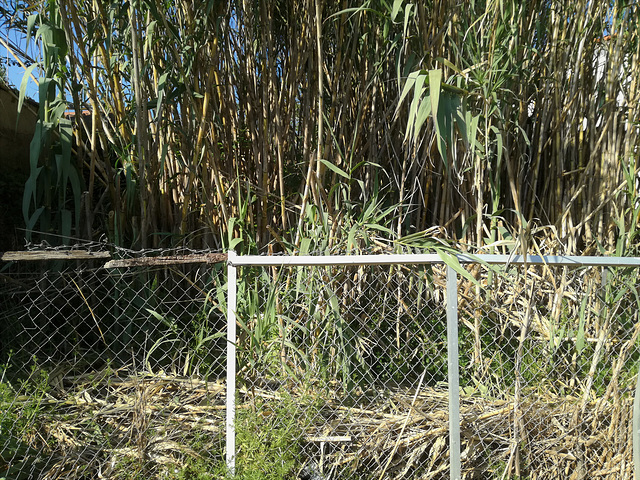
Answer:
(0, 83, 38, 250)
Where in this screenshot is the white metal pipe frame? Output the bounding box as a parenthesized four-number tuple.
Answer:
(225, 252, 640, 480)
(228, 253, 640, 268)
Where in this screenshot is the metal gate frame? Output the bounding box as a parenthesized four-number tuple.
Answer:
(226, 252, 640, 479)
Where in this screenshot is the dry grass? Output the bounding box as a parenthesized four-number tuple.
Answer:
(6, 362, 635, 480)
(6, 367, 226, 479)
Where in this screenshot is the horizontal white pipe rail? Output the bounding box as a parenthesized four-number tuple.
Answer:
(228, 253, 640, 267)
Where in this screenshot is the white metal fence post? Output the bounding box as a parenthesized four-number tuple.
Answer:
(633, 367, 640, 480)
(226, 250, 237, 475)
(446, 265, 461, 480)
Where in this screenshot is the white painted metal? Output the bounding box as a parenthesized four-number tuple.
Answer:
(633, 371, 640, 480)
(228, 253, 640, 267)
(229, 253, 443, 266)
(462, 254, 640, 267)
(446, 266, 461, 480)
(226, 250, 237, 475)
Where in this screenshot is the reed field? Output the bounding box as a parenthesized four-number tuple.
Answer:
(1, 0, 640, 478)
(0, 0, 636, 255)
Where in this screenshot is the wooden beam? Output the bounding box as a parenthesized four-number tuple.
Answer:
(104, 253, 227, 268)
(1, 250, 112, 261)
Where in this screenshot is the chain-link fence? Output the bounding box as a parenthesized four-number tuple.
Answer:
(458, 259, 639, 480)
(2, 248, 640, 479)
(227, 253, 640, 480)
(0, 246, 228, 479)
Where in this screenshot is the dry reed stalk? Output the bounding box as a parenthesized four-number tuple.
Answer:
(11, 0, 638, 251)
(6, 357, 639, 480)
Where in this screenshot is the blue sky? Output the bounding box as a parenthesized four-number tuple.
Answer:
(1, 21, 39, 100)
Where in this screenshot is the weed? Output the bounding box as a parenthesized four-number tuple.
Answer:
(172, 393, 318, 480)
(173, 458, 220, 480)
(0, 357, 53, 479)
(231, 395, 306, 480)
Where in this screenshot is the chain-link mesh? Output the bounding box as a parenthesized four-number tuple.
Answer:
(0, 247, 227, 479)
(458, 263, 640, 480)
(232, 260, 640, 480)
(2, 250, 640, 479)
(233, 262, 449, 480)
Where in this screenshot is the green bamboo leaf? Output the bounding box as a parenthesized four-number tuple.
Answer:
(28, 120, 44, 172)
(362, 197, 379, 220)
(577, 293, 588, 355)
(59, 118, 73, 165)
(434, 57, 462, 74)
(51, 25, 68, 57)
(23, 121, 45, 225)
(391, 0, 403, 21)
(18, 64, 39, 115)
(490, 125, 503, 169)
(25, 13, 38, 51)
(145, 20, 158, 50)
(51, 98, 68, 123)
(229, 238, 243, 250)
(439, 92, 459, 154)
(144, 1, 176, 39)
(428, 69, 447, 162)
(467, 111, 480, 153)
(328, 7, 387, 21)
(59, 118, 80, 228)
(407, 72, 428, 141)
(403, 4, 413, 40)
(327, 287, 340, 314)
(227, 217, 243, 250)
(199, 332, 225, 344)
(25, 206, 45, 232)
(319, 159, 350, 180)
(397, 70, 420, 114)
(55, 153, 63, 187)
(155, 72, 169, 120)
(22, 168, 41, 224)
(437, 251, 479, 286)
(363, 223, 394, 235)
(280, 314, 309, 335)
(452, 97, 467, 146)
(412, 96, 432, 140)
(347, 224, 357, 251)
(279, 340, 309, 362)
(38, 77, 54, 107)
(378, 203, 400, 218)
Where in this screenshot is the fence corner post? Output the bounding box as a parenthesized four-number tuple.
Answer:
(226, 250, 237, 476)
(446, 265, 461, 480)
